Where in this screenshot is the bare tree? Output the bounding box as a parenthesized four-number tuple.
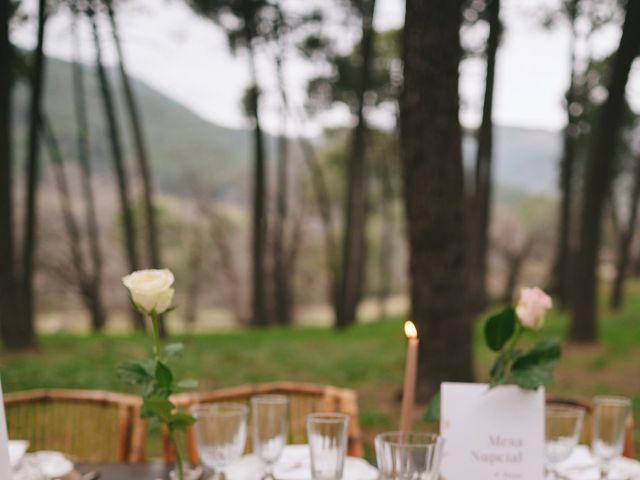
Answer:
(402, 0, 473, 398)
(337, 0, 377, 329)
(550, 0, 580, 308)
(469, 0, 501, 312)
(570, 0, 640, 342)
(70, 8, 107, 332)
(87, 2, 144, 331)
(20, 0, 48, 347)
(610, 149, 640, 310)
(42, 114, 107, 330)
(105, 1, 162, 273)
(0, 0, 25, 348)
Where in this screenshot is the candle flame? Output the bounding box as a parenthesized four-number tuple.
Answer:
(404, 320, 418, 339)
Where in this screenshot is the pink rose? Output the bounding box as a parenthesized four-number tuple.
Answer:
(515, 287, 552, 330)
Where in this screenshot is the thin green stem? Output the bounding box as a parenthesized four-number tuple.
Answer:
(150, 311, 162, 362)
(169, 426, 185, 480)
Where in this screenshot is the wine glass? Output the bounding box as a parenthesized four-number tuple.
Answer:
(545, 405, 585, 479)
(192, 403, 248, 479)
(592, 396, 631, 479)
(375, 432, 444, 480)
(251, 395, 289, 479)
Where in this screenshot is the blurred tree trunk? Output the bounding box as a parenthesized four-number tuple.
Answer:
(70, 11, 107, 332)
(0, 0, 24, 348)
(376, 155, 395, 321)
(499, 239, 533, 304)
(297, 132, 340, 321)
(570, 0, 640, 342)
(272, 48, 292, 326)
(20, 0, 48, 348)
(610, 154, 640, 310)
(402, 0, 473, 399)
(246, 40, 268, 328)
(469, 0, 500, 314)
(105, 0, 165, 335)
(184, 227, 204, 328)
(88, 4, 144, 331)
(42, 115, 107, 330)
(550, 0, 580, 309)
(337, 0, 376, 329)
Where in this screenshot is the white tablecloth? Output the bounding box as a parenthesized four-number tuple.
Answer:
(556, 446, 640, 480)
(226, 444, 379, 480)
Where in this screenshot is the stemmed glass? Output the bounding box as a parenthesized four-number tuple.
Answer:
(592, 396, 631, 479)
(192, 403, 248, 479)
(251, 395, 289, 479)
(544, 405, 585, 480)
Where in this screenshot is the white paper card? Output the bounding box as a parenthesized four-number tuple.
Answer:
(440, 382, 544, 480)
(0, 377, 13, 480)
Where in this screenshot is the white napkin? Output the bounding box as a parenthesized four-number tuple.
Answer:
(12, 451, 74, 480)
(8, 441, 29, 469)
(226, 444, 379, 480)
(556, 446, 640, 480)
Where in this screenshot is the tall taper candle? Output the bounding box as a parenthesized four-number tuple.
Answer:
(400, 320, 419, 434)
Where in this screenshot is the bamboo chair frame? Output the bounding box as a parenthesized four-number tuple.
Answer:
(170, 381, 364, 464)
(546, 395, 636, 459)
(4, 389, 147, 463)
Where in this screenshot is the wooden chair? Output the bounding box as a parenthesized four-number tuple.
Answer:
(4, 389, 147, 463)
(546, 395, 636, 458)
(171, 381, 364, 464)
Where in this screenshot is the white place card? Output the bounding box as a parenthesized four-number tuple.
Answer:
(0, 377, 13, 480)
(440, 382, 544, 480)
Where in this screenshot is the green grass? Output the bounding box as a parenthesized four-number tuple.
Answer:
(3, 284, 640, 458)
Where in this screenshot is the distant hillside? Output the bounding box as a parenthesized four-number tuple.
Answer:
(463, 125, 561, 199)
(13, 56, 258, 200)
(13, 56, 562, 201)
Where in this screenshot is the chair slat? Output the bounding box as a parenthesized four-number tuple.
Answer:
(4, 389, 144, 463)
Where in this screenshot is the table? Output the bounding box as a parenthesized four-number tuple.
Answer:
(76, 462, 170, 480)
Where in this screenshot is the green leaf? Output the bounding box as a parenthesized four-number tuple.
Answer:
(169, 412, 196, 431)
(144, 396, 175, 422)
(510, 339, 561, 389)
(117, 361, 153, 385)
(423, 392, 441, 423)
(164, 343, 184, 358)
(176, 379, 198, 390)
(524, 339, 562, 364)
(512, 362, 555, 389)
(484, 307, 516, 352)
(155, 361, 173, 389)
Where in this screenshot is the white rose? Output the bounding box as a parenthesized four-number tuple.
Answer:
(516, 287, 552, 330)
(122, 269, 175, 315)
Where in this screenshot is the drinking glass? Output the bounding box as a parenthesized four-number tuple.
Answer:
(545, 405, 585, 479)
(251, 395, 289, 479)
(306, 413, 349, 480)
(375, 432, 444, 480)
(192, 403, 248, 479)
(592, 396, 632, 479)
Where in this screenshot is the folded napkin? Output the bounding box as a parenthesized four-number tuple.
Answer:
(556, 446, 640, 480)
(12, 451, 75, 480)
(9, 440, 29, 468)
(226, 444, 379, 480)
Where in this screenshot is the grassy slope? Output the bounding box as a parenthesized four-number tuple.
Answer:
(2, 284, 640, 458)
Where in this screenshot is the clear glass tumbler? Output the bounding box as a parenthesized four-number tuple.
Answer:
(251, 394, 289, 479)
(545, 405, 585, 479)
(192, 403, 248, 479)
(375, 431, 444, 480)
(306, 413, 349, 480)
(592, 396, 632, 479)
